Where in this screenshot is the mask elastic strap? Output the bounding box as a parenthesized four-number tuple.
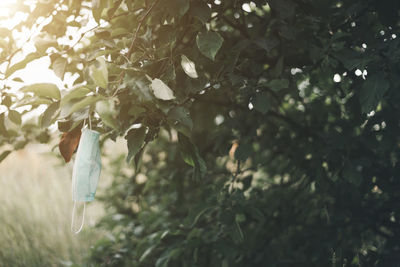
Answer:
(71, 201, 86, 234)
(83, 115, 92, 130)
(88, 115, 92, 130)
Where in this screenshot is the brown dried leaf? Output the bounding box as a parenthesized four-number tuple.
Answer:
(59, 125, 82, 162)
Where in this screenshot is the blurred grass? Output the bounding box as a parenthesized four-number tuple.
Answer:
(0, 144, 104, 267)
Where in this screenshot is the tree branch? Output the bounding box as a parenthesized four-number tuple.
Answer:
(126, 0, 160, 59)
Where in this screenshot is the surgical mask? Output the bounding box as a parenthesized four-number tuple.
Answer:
(71, 127, 101, 234)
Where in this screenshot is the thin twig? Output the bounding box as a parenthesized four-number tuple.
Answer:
(112, 0, 160, 97)
(62, 24, 102, 55)
(126, 0, 160, 59)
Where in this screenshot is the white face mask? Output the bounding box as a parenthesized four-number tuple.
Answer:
(71, 127, 102, 234)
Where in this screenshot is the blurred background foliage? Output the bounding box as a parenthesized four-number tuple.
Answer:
(0, 144, 101, 266)
(0, 0, 400, 266)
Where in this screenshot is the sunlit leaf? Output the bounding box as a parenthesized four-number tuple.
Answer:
(51, 57, 67, 79)
(151, 78, 175, 100)
(20, 83, 61, 100)
(181, 55, 198, 79)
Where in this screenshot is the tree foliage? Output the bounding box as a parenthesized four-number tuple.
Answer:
(1, 0, 400, 266)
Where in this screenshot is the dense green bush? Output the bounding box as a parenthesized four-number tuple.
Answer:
(1, 0, 400, 266)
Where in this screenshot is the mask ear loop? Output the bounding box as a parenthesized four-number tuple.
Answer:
(83, 115, 92, 130)
(88, 114, 92, 130)
(71, 201, 86, 234)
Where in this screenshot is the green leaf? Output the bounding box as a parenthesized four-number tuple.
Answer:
(92, 0, 107, 23)
(254, 37, 279, 53)
(88, 57, 108, 88)
(124, 74, 153, 101)
(162, 0, 190, 17)
(234, 143, 253, 161)
(95, 99, 118, 130)
(271, 57, 284, 78)
(188, 207, 213, 228)
(67, 21, 81, 27)
(128, 106, 146, 116)
(2, 95, 11, 107)
(193, 155, 207, 180)
(252, 92, 270, 114)
(179, 142, 195, 166)
(0, 113, 9, 137)
(5, 52, 42, 78)
(178, 133, 196, 166)
(57, 120, 72, 132)
(233, 219, 245, 243)
(8, 110, 21, 125)
(15, 97, 53, 108)
(64, 95, 104, 117)
(266, 79, 289, 91)
(196, 31, 224, 61)
(41, 102, 60, 128)
(33, 33, 58, 53)
(0, 150, 11, 163)
(168, 107, 193, 129)
(110, 28, 130, 38)
(125, 127, 146, 163)
(20, 83, 61, 100)
(133, 146, 145, 173)
(107, 0, 122, 18)
(178, 133, 207, 180)
(181, 55, 198, 79)
(343, 163, 362, 186)
(190, 0, 211, 24)
(12, 77, 24, 83)
(139, 246, 155, 262)
(61, 87, 92, 105)
(151, 78, 175, 100)
(51, 57, 67, 79)
(359, 73, 389, 113)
